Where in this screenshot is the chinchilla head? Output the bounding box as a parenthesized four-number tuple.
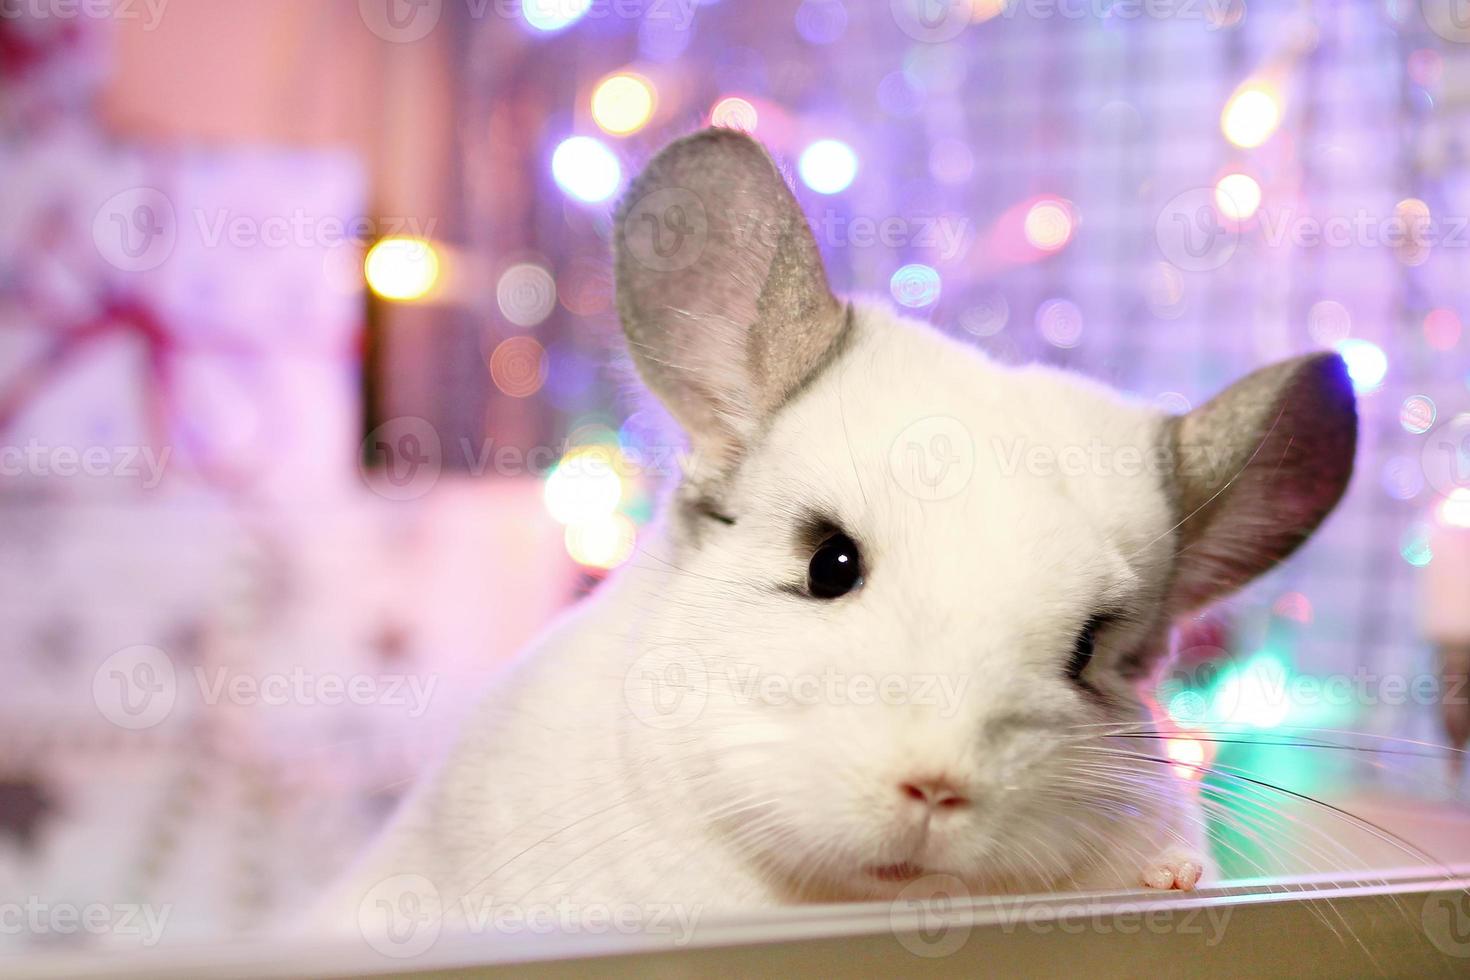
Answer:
(610, 129, 1357, 899)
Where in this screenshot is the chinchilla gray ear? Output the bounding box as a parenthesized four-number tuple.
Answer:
(614, 129, 848, 480)
(1165, 352, 1358, 614)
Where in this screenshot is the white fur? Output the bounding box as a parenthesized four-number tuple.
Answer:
(324, 304, 1208, 933)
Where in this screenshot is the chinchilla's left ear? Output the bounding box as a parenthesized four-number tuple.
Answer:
(1165, 352, 1358, 614)
(613, 129, 849, 484)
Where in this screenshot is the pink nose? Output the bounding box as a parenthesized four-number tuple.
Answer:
(899, 778, 970, 810)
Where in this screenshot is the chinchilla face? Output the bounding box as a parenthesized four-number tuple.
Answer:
(612, 130, 1357, 899)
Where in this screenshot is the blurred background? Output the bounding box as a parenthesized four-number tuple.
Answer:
(3, 0, 1470, 957)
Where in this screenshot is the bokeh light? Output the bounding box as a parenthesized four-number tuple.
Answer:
(1273, 591, 1314, 624)
(1212, 654, 1292, 729)
(794, 0, 847, 44)
(488, 336, 548, 399)
(960, 293, 1009, 337)
(1400, 394, 1437, 434)
(364, 237, 441, 302)
(496, 263, 557, 327)
(1023, 198, 1074, 251)
(551, 136, 622, 203)
(1394, 197, 1433, 266)
(889, 263, 941, 308)
(1165, 736, 1208, 781)
(1424, 308, 1462, 351)
(1307, 299, 1352, 346)
(798, 139, 858, 194)
(877, 70, 923, 118)
(1440, 489, 1470, 530)
(1409, 48, 1444, 88)
(1213, 173, 1261, 220)
(1166, 690, 1209, 726)
(591, 73, 656, 136)
(1381, 456, 1425, 501)
(1336, 338, 1388, 393)
(710, 96, 758, 131)
(522, 0, 591, 32)
(1036, 298, 1084, 349)
(1154, 391, 1192, 414)
(1401, 522, 1434, 567)
(557, 258, 612, 316)
(1221, 85, 1282, 148)
(543, 444, 625, 525)
(565, 513, 637, 570)
(1145, 262, 1186, 319)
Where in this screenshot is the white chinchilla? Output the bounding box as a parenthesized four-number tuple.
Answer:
(328, 130, 1358, 937)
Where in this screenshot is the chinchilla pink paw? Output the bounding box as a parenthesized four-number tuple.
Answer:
(1140, 853, 1204, 891)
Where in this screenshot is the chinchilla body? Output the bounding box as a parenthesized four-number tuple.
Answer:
(327, 130, 1358, 932)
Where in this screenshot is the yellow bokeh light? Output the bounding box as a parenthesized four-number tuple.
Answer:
(1214, 173, 1262, 220)
(565, 513, 637, 570)
(364, 237, 441, 302)
(1221, 86, 1281, 149)
(1166, 737, 1207, 781)
(543, 444, 625, 525)
(1023, 199, 1073, 251)
(973, 0, 1010, 23)
(591, 73, 656, 136)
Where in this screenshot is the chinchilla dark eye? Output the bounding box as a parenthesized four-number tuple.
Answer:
(807, 532, 863, 599)
(1066, 617, 1103, 680)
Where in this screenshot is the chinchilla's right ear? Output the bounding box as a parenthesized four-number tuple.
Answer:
(614, 129, 849, 486)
